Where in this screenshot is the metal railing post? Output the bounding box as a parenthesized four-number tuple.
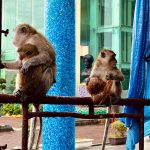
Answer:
(139, 106, 144, 150)
(22, 102, 29, 150)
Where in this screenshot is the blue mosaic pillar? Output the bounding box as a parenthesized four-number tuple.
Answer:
(43, 0, 75, 150)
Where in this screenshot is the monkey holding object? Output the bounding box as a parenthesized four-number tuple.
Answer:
(86, 49, 124, 105)
(1, 24, 56, 150)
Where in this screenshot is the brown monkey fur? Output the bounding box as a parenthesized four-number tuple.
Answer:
(16, 43, 51, 150)
(86, 49, 124, 105)
(3, 23, 56, 82)
(15, 43, 49, 96)
(1, 24, 56, 150)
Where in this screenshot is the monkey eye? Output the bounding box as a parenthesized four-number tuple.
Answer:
(26, 51, 32, 55)
(101, 52, 106, 58)
(21, 26, 28, 33)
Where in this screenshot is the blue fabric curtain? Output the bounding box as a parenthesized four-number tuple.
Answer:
(123, 0, 150, 149)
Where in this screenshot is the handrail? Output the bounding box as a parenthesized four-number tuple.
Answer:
(0, 94, 146, 150)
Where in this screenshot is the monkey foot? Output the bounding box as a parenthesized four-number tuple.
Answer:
(14, 90, 29, 103)
(92, 94, 111, 105)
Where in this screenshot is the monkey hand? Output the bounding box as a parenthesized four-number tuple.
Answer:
(20, 62, 31, 74)
(85, 77, 90, 85)
(105, 73, 113, 80)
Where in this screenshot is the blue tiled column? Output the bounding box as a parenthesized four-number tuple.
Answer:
(43, 0, 75, 150)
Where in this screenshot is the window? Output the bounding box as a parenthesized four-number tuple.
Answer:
(98, 32, 112, 50)
(121, 32, 132, 63)
(98, 0, 112, 26)
(80, 0, 90, 45)
(121, 0, 135, 26)
(2, 0, 44, 60)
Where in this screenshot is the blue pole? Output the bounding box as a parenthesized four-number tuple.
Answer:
(43, 0, 75, 150)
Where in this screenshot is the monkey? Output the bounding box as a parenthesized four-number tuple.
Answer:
(3, 23, 56, 80)
(15, 44, 49, 97)
(15, 43, 48, 150)
(16, 44, 53, 150)
(86, 49, 124, 149)
(86, 49, 124, 106)
(1, 24, 56, 150)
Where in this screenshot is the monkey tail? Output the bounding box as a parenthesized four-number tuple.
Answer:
(28, 116, 37, 150)
(28, 106, 38, 150)
(35, 117, 42, 150)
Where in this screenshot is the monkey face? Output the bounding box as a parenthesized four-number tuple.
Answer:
(17, 44, 39, 60)
(18, 51, 33, 60)
(99, 50, 117, 67)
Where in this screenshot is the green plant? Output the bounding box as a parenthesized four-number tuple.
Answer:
(2, 104, 42, 116)
(0, 78, 6, 93)
(109, 120, 127, 138)
(2, 104, 21, 115)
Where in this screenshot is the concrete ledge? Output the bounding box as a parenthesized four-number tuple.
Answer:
(76, 138, 94, 149)
(76, 119, 105, 126)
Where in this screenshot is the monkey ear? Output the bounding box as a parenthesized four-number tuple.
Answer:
(101, 52, 106, 58)
(21, 26, 29, 33)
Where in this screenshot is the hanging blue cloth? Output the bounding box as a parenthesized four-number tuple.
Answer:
(122, 0, 150, 149)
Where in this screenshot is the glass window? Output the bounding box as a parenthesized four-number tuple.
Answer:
(121, 0, 135, 26)
(98, 32, 112, 50)
(2, 0, 44, 60)
(2, 0, 17, 55)
(121, 32, 132, 63)
(80, 0, 90, 45)
(16, 0, 32, 24)
(98, 0, 112, 26)
(121, 69, 130, 90)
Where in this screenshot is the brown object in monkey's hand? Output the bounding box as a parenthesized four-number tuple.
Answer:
(92, 80, 113, 104)
(86, 78, 113, 105)
(86, 77, 106, 95)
